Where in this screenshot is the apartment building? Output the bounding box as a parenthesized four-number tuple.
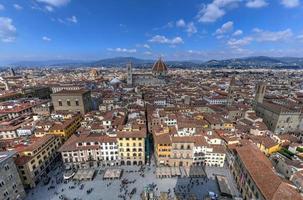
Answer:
(193, 136, 226, 167)
(48, 114, 82, 139)
(0, 151, 26, 200)
(170, 136, 195, 167)
(14, 135, 62, 188)
(229, 141, 302, 200)
(59, 132, 119, 168)
(117, 128, 146, 165)
(153, 126, 173, 166)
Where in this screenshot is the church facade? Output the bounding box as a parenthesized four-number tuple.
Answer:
(127, 58, 168, 86)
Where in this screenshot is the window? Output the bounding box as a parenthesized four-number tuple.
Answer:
(58, 100, 62, 106)
(75, 100, 79, 106)
(0, 180, 4, 187)
(67, 100, 71, 106)
(4, 164, 9, 171)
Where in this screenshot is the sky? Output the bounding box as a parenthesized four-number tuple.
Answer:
(0, 0, 303, 63)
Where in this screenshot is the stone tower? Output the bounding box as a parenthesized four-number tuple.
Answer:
(127, 62, 133, 85)
(227, 76, 236, 106)
(255, 82, 266, 104)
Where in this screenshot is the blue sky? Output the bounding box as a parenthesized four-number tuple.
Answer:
(0, 0, 303, 63)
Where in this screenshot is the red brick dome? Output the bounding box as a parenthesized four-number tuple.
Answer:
(152, 58, 168, 73)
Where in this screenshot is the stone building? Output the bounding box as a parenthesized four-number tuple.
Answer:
(51, 89, 92, 114)
(255, 82, 267, 104)
(254, 82, 301, 134)
(170, 137, 194, 167)
(0, 151, 26, 200)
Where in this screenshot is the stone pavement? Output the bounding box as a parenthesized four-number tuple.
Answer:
(26, 164, 239, 200)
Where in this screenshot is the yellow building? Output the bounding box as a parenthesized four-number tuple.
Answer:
(117, 128, 146, 165)
(48, 114, 82, 139)
(223, 122, 234, 130)
(153, 126, 173, 166)
(258, 142, 282, 155)
(14, 134, 62, 188)
(251, 135, 282, 155)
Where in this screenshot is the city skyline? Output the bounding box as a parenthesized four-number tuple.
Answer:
(0, 0, 303, 64)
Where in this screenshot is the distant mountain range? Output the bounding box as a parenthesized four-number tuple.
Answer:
(205, 56, 303, 68)
(5, 56, 303, 69)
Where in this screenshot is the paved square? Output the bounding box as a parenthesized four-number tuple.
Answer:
(26, 163, 239, 200)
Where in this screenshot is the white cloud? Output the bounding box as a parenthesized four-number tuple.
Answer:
(280, 0, 300, 8)
(186, 22, 197, 35)
(144, 51, 152, 55)
(227, 37, 253, 48)
(13, 4, 23, 10)
(253, 28, 293, 42)
(246, 0, 268, 8)
(45, 5, 54, 12)
(67, 16, 77, 23)
(153, 21, 174, 31)
(0, 17, 16, 43)
(233, 29, 243, 36)
(215, 21, 234, 35)
(42, 36, 51, 42)
(197, 0, 241, 23)
(143, 44, 150, 49)
(36, 0, 70, 7)
(149, 35, 184, 45)
(176, 19, 197, 35)
(297, 34, 303, 41)
(107, 48, 137, 53)
(0, 4, 5, 11)
(176, 19, 186, 27)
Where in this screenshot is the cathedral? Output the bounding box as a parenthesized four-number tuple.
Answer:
(127, 58, 168, 86)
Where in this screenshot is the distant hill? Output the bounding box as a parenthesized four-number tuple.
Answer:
(204, 56, 303, 68)
(5, 56, 303, 69)
(90, 57, 154, 67)
(9, 60, 87, 67)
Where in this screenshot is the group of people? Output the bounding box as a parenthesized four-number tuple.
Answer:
(117, 178, 137, 199)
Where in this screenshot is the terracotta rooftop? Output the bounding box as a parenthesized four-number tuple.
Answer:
(58, 133, 116, 152)
(152, 58, 168, 73)
(117, 128, 147, 139)
(235, 142, 302, 200)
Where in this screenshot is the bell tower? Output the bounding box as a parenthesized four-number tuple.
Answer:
(227, 76, 236, 107)
(255, 82, 266, 104)
(127, 62, 132, 85)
